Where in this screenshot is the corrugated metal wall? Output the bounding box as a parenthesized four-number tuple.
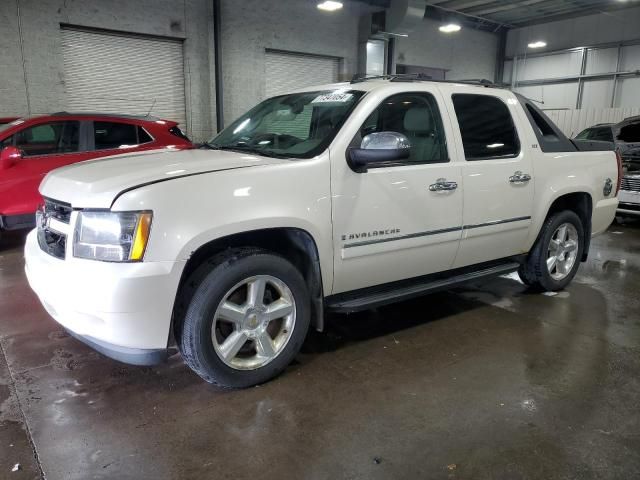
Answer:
(61, 28, 187, 127)
(264, 50, 339, 98)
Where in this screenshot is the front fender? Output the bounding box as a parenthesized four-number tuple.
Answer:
(112, 155, 334, 292)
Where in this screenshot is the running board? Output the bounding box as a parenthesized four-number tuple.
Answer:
(325, 261, 521, 314)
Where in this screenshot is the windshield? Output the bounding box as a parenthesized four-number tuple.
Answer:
(209, 90, 365, 159)
(575, 126, 613, 142)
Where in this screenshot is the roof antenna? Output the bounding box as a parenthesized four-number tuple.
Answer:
(146, 98, 157, 117)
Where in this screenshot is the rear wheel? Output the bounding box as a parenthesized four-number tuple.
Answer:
(518, 210, 584, 291)
(177, 248, 310, 388)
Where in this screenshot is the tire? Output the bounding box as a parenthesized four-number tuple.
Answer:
(176, 247, 310, 388)
(518, 210, 584, 291)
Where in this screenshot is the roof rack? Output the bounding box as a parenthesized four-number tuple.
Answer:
(350, 73, 428, 84)
(350, 73, 507, 88)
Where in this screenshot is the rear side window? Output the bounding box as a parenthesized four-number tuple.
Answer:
(14, 121, 80, 156)
(452, 94, 519, 160)
(94, 122, 152, 149)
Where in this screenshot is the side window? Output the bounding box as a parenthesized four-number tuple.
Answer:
(452, 94, 519, 160)
(592, 127, 613, 142)
(14, 122, 80, 157)
(0, 135, 13, 149)
(357, 92, 448, 164)
(94, 122, 141, 150)
(138, 126, 153, 143)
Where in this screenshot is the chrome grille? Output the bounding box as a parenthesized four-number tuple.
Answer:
(621, 176, 640, 193)
(44, 198, 72, 224)
(37, 199, 71, 260)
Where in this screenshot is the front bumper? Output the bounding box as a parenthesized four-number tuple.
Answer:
(617, 190, 640, 216)
(0, 213, 36, 231)
(24, 230, 185, 364)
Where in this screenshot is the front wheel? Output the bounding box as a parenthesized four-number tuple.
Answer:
(518, 210, 584, 291)
(177, 248, 310, 388)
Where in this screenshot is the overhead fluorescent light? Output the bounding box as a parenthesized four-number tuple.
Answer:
(317, 1, 343, 11)
(439, 23, 461, 33)
(528, 41, 547, 49)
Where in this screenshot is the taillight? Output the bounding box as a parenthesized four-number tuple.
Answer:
(615, 149, 623, 195)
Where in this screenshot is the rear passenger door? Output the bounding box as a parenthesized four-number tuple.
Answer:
(447, 92, 534, 268)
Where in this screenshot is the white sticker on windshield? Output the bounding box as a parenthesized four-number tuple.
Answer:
(312, 92, 353, 104)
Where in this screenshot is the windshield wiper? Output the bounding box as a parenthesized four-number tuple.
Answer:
(198, 142, 219, 150)
(209, 144, 288, 159)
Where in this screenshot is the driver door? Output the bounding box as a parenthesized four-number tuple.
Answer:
(330, 89, 464, 294)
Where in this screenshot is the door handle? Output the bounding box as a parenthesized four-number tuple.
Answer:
(509, 171, 532, 184)
(429, 178, 458, 192)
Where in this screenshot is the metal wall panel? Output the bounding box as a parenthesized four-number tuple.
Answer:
(264, 50, 339, 99)
(515, 51, 582, 81)
(616, 77, 640, 108)
(514, 83, 580, 110)
(61, 28, 186, 128)
(585, 47, 618, 74)
(620, 44, 640, 71)
(582, 79, 615, 108)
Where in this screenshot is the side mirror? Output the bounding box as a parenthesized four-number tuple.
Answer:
(348, 132, 411, 173)
(0, 146, 22, 170)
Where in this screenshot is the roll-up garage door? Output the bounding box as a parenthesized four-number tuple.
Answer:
(61, 28, 186, 128)
(265, 50, 340, 98)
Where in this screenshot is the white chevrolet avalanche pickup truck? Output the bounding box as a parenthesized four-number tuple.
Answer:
(25, 77, 620, 388)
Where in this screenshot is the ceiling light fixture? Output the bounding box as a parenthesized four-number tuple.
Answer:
(317, 1, 343, 11)
(439, 23, 461, 33)
(528, 41, 547, 49)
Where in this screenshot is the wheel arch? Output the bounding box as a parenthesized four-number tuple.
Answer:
(171, 227, 326, 343)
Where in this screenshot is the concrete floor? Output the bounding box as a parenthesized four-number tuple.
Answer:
(1, 221, 639, 480)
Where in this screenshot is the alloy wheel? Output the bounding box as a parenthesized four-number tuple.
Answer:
(546, 222, 579, 281)
(211, 275, 296, 370)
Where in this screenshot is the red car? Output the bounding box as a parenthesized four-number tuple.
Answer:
(0, 113, 192, 235)
(0, 117, 20, 126)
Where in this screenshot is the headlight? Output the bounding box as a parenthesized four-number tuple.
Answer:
(73, 211, 153, 262)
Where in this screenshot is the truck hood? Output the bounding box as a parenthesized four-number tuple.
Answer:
(40, 148, 286, 208)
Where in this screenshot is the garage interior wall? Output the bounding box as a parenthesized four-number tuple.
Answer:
(394, 17, 499, 82)
(505, 5, 640, 135)
(0, 0, 216, 142)
(219, 0, 362, 125)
